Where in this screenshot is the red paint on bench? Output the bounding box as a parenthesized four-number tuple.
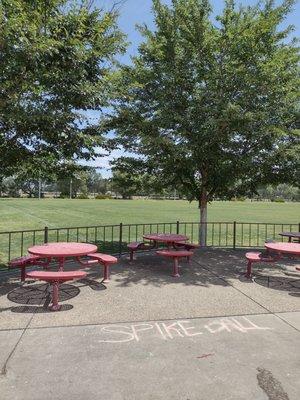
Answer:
(127, 242, 144, 250)
(9, 254, 43, 282)
(175, 242, 200, 250)
(26, 270, 86, 281)
(88, 253, 117, 264)
(87, 253, 118, 283)
(26, 270, 87, 311)
(76, 257, 98, 266)
(245, 252, 278, 278)
(156, 250, 194, 277)
(9, 254, 41, 267)
(127, 242, 153, 261)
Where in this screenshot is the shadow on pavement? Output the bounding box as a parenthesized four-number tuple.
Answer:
(0, 248, 299, 314)
(111, 248, 300, 296)
(11, 304, 74, 313)
(254, 275, 300, 292)
(7, 283, 80, 305)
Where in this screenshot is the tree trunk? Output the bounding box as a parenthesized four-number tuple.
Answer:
(199, 189, 208, 246)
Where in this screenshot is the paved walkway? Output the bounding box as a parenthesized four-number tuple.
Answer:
(0, 249, 299, 399)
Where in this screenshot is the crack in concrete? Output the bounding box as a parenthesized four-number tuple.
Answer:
(0, 321, 29, 376)
(192, 259, 300, 333)
(0, 285, 46, 376)
(257, 367, 289, 400)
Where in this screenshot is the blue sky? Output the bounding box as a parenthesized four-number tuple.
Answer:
(86, 0, 300, 177)
(105, 0, 300, 64)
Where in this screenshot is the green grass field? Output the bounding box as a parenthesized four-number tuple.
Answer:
(1, 198, 299, 232)
(0, 199, 299, 264)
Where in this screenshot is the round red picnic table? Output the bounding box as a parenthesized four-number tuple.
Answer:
(28, 242, 98, 271)
(143, 233, 189, 249)
(265, 242, 300, 256)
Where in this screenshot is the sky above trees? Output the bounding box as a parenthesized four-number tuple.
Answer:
(104, 0, 300, 63)
(86, 0, 299, 177)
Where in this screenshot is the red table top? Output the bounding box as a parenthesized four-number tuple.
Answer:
(143, 233, 189, 243)
(28, 242, 98, 258)
(265, 242, 300, 255)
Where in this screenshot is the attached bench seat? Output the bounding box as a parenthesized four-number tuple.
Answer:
(175, 242, 200, 251)
(26, 270, 87, 311)
(127, 242, 153, 261)
(9, 254, 45, 282)
(156, 250, 194, 277)
(87, 253, 118, 283)
(245, 252, 279, 278)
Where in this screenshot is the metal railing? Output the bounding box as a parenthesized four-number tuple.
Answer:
(0, 221, 299, 266)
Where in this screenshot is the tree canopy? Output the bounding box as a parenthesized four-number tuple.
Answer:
(104, 0, 300, 244)
(0, 0, 126, 175)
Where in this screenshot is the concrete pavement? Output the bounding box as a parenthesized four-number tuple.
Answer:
(1, 313, 300, 400)
(0, 248, 299, 399)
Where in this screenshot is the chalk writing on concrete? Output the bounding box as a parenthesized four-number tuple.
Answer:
(98, 317, 271, 344)
(204, 317, 270, 334)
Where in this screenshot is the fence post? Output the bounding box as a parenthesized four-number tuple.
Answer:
(176, 221, 179, 234)
(44, 226, 48, 244)
(233, 221, 236, 250)
(119, 223, 123, 257)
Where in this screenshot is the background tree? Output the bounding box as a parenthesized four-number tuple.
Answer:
(14, 160, 58, 197)
(15, 175, 38, 198)
(105, 0, 299, 244)
(0, 0, 126, 175)
(274, 184, 299, 201)
(110, 169, 143, 199)
(0, 176, 20, 197)
(257, 183, 300, 201)
(0, 158, 60, 197)
(56, 165, 89, 198)
(111, 156, 185, 198)
(0, 175, 6, 197)
(86, 169, 108, 195)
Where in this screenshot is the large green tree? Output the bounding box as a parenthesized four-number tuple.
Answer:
(105, 0, 299, 244)
(0, 0, 126, 175)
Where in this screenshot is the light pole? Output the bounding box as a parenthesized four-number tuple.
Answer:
(69, 178, 72, 199)
(38, 172, 42, 199)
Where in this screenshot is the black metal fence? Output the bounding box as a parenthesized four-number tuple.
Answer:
(0, 221, 299, 266)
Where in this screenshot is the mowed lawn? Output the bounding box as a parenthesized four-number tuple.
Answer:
(1, 198, 299, 232)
